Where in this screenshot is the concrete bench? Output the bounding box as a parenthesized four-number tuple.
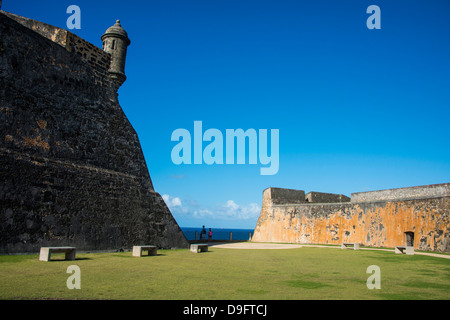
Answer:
(395, 246, 414, 255)
(190, 243, 208, 253)
(132, 245, 157, 257)
(341, 242, 360, 250)
(39, 247, 76, 262)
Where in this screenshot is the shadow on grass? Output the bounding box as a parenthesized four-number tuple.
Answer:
(190, 251, 214, 254)
(45, 257, 93, 262)
(137, 253, 168, 257)
(109, 253, 168, 258)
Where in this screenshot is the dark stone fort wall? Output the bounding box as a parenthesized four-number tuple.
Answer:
(65, 32, 112, 87)
(0, 12, 152, 189)
(0, 149, 182, 252)
(0, 13, 188, 252)
(1, 11, 111, 87)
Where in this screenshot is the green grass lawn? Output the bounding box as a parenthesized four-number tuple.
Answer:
(0, 246, 449, 300)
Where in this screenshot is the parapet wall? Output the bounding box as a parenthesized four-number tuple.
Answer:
(267, 187, 306, 205)
(2, 11, 112, 88)
(1, 11, 69, 46)
(252, 184, 450, 252)
(266, 187, 349, 204)
(306, 191, 350, 203)
(351, 183, 450, 202)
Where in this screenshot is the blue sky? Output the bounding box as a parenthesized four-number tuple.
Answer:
(4, 0, 450, 229)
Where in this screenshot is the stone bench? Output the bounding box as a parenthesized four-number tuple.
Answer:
(132, 245, 157, 257)
(190, 243, 208, 253)
(39, 247, 76, 262)
(341, 242, 360, 250)
(395, 246, 414, 255)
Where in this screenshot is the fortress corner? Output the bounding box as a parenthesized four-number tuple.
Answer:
(0, 11, 188, 253)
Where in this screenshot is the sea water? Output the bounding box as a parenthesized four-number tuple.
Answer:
(181, 227, 254, 241)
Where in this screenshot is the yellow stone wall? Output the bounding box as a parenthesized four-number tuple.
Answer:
(253, 188, 450, 252)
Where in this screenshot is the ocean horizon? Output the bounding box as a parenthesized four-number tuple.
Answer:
(181, 227, 254, 241)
